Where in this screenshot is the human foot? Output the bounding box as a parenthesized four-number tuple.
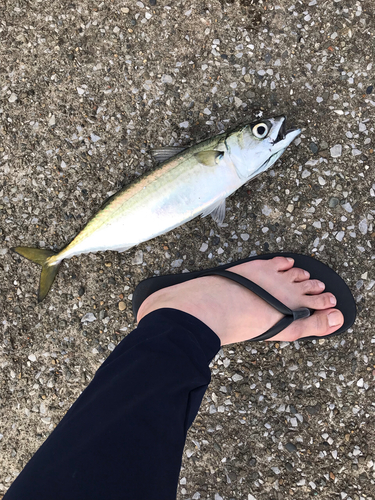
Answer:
(136, 256, 345, 345)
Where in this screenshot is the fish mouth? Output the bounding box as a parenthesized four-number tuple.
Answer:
(254, 116, 301, 174)
(273, 116, 300, 144)
(269, 116, 301, 149)
(276, 118, 288, 142)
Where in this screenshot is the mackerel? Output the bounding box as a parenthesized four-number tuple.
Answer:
(13, 116, 300, 301)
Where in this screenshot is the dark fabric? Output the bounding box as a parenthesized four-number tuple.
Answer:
(4, 308, 221, 500)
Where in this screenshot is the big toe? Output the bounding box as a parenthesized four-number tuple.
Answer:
(272, 309, 344, 342)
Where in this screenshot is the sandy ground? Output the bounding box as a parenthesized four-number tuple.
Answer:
(0, 0, 374, 498)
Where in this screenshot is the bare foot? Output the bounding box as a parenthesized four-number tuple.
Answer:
(137, 256, 345, 345)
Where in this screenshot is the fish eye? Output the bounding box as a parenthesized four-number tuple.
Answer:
(252, 123, 269, 139)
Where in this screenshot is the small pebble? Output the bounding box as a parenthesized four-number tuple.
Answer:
(359, 219, 368, 235)
(161, 74, 173, 84)
(118, 301, 126, 311)
(285, 442, 297, 453)
(366, 85, 373, 94)
(287, 204, 294, 213)
(171, 259, 183, 268)
(91, 133, 101, 143)
(262, 205, 272, 216)
(329, 197, 339, 208)
(356, 280, 363, 290)
(309, 142, 319, 154)
(342, 202, 353, 213)
(359, 123, 366, 132)
(81, 312, 96, 323)
(132, 250, 143, 265)
(235, 97, 243, 108)
(336, 231, 345, 242)
(302, 169, 311, 178)
(330, 144, 342, 158)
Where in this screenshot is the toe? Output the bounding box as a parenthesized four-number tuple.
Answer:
(297, 309, 344, 339)
(272, 256, 295, 271)
(273, 308, 344, 342)
(286, 267, 310, 282)
(299, 279, 326, 295)
(303, 291, 337, 310)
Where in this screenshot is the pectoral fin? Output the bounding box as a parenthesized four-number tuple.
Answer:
(194, 151, 224, 167)
(201, 199, 226, 224)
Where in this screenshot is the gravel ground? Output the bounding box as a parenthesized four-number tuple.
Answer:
(1, 0, 375, 499)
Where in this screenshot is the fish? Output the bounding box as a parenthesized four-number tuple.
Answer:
(13, 115, 300, 301)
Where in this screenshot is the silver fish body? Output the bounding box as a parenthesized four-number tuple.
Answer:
(13, 115, 300, 301)
(59, 116, 300, 260)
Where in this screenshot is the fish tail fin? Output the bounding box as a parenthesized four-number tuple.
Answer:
(12, 247, 62, 302)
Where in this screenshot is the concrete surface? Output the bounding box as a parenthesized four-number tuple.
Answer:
(0, 0, 374, 498)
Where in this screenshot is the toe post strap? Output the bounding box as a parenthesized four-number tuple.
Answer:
(292, 307, 310, 321)
(252, 307, 311, 342)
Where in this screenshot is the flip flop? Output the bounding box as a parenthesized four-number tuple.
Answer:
(132, 252, 356, 341)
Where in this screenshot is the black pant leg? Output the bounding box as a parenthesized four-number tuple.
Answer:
(4, 308, 220, 500)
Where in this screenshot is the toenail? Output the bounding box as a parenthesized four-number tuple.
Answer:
(304, 270, 310, 277)
(328, 311, 342, 327)
(318, 281, 325, 290)
(330, 295, 337, 305)
(286, 257, 294, 263)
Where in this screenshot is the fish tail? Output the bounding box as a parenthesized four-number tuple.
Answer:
(12, 247, 62, 302)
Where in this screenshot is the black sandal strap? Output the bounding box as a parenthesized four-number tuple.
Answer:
(198, 269, 310, 341)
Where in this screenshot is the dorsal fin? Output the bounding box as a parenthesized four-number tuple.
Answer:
(150, 147, 186, 163)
